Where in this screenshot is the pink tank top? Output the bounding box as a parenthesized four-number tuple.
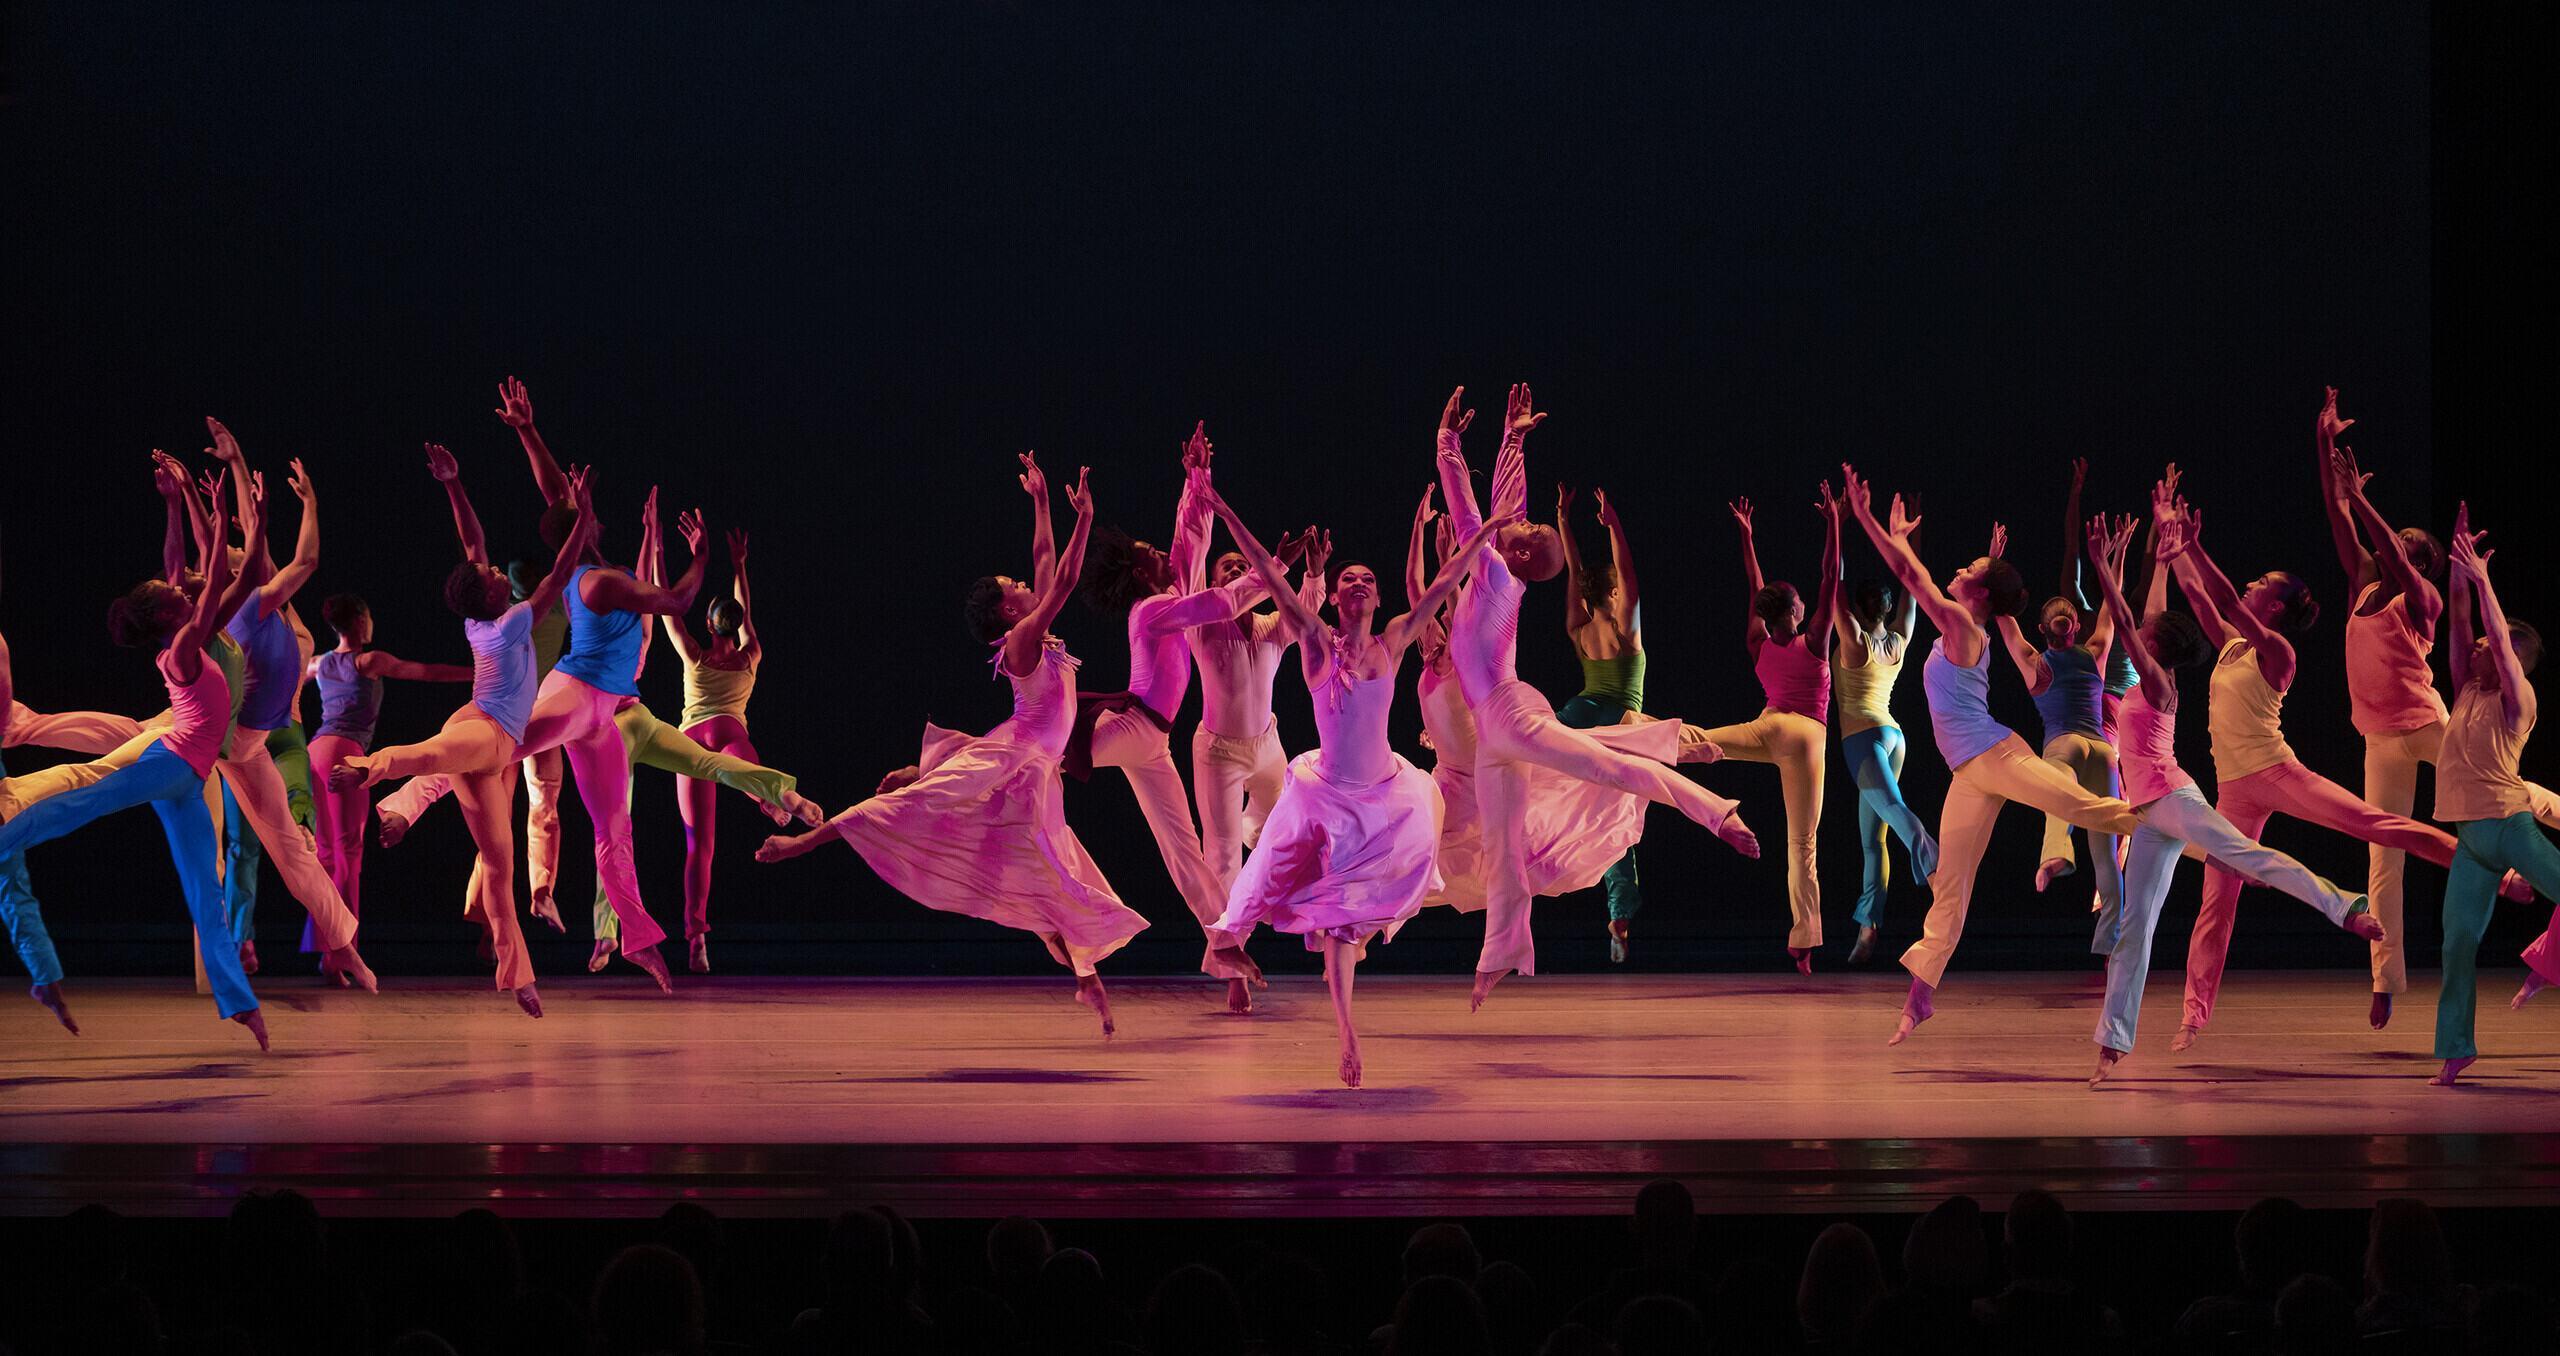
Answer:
(1308, 631, 1399, 787)
(2116, 683, 2193, 806)
(988, 638, 1079, 757)
(2344, 583, 2448, 736)
(1755, 634, 1831, 722)
(155, 644, 232, 777)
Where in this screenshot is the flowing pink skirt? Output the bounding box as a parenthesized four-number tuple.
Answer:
(833, 724, 1146, 975)
(1216, 750, 1444, 949)
(1427, 717, 1683, 911)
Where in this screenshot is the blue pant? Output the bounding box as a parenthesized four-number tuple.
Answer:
(1841, 724, 1936, 929)
(0, 749, 66, 986)
(2437, 813, 2560, 1060)
(1556, 694, 1643, 923)
(0, 743, 257, 1018)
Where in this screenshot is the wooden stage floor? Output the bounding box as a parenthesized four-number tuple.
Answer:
(5, 972, 2557, 1218)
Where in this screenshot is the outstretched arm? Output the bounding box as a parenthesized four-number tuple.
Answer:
(1385, 513, 1514, 653)
(653, 490, 705, 663)
(2314, 386, 2371, 584)
(153, 452, 193, 584)
(1732, 498, 1768, 647)
(1598, 488, 1639, 632)
(1004, 467, 1095, 677)
(2449, 521, 2527, 727)
(203, 417, 272, 572)
(2447, 502, 2478, 694)
(356, 652, 474, 683)
(2333, 445, 2442, 634)
(1557, 483, 1590, 632)
(1407, 487, 1437, 612)
(424, 443, 489, 565)
(2167, 512, 2294, 686)
(1841, 465, 1974, 645)
(1810, 483, 1841, 655)
(1203, 487, 1327, 644)
(524, 469, 599, 624)
(1017, 452, 1056, 594)
(586, 501, 707, 616)
(728, 529, 760, 663)
(1172, 423, 1214, 592)
(495, 376, 571, 507)
(1434, 386, 1485, 538)
(1490, 382, 1540, 525)
(254, 458, 322, 618)
(2063, 458, 2093, 610)
(2090, 514, 2171, 708)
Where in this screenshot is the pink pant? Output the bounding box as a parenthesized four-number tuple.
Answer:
(677, 714, 754, 940)
(517, 672, 665, 953)
(306, 733, 369, 917)
(2183, 755, 2456, 1029)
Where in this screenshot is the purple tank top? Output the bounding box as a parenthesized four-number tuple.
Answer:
(1922, 638, 2013, 769)
(313, 650, 384, 750)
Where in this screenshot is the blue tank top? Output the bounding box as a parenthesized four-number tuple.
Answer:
(2031, 646, 2107, 743)
(1922, 637, 2012, 769)
(550, 564, 644, 697)
(2104, 646, 2138, 698)
(313, 650, 385, 750)
(225, 602, 300, 732)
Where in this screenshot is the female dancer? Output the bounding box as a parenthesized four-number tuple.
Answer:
(1992, 521, 2124, 922)
(2080, 508, 2378, 1086)
(1693, 489, 1840, 972)
(2165, 472, 2528, 1051)
(1187, 528, 1321, 896)
(0, 468, 279, 1047)
(303, 585, 471, 923)
(1436, 385, 1757, 1007)
(662, 526, 763, 973)
(1553, 484, 1652, 961)
(757, 455, 1146, 1036)
(2433, 511, 2558, 1085)
(1202, 483, 1504, 1086)
(1836, 556, 1937, 965)
(1837, 464, 2140, 1045)
(329, 444, 597, 1012)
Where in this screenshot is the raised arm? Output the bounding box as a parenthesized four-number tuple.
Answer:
(632, 494, 668, 681)
(1385, 512, 1515, 653)
(2447, 502, 2479, 695)
(2449, 520, 2527, 727)
(2062, 458, 2093, 609)
(2079, 514, 2126, 666)
(523, 469, 598, 625)
(2314, 386, 2371, 583)
(1732, 498, 1768, 647)
(1809, 483, 1841, 654)
(1005, 467, 1095, 677)
(1172, 423, 1214, 592)
(1841, 464, 1975, 646)
(2089, 513, 2171, 707)
(495, 376, 571, 507)
(203, 417, 271, 571)
(424, 443, 488, 564)
(1989, 522, 2050, 693)
(2332, 445, 2442, 634)
(2163, 506, 2294, 686)
(1434, 387, 1484, 537)
(1597, 488, 1639, 631)
(1202, 486, 1327, 644)
(1018, 452, 1057, 594)
(1491, 383, 1540, 525)
(153, 452, 194, 583)
(356, 651, 474, 683)
(582, 500, 708, 617)
(253, 458, 322, 618)
(728, 529, 760, 662)
(1407, 487, 1437, 611)
(1557, 483, 1590, 632)
(654, 489, 705, 664)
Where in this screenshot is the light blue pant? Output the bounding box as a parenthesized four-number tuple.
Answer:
(2097, 784, 2361, 1053)
(2436, 813, 2560, 1060)
(1841, 724, 1936, 929)
(0, 749, 66, 986)
(0, 743, 257, 1018)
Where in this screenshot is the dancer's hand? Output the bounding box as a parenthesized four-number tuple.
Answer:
(1182, 420, 1212, 472)
(1987, 522, 2008, 558)
(1555, 483, 1575, 518)
(1438, 386, 1474, 437)
(424, 442, 460, 481)
(205, 416, 244, 466)
(1065, 465, 1093, 518)
(1017, 450, 1047, 500)
(2151, 463, 2183, 517)
(239, 470, 269, 544)
(1305, 527, 1333, 578)
(1813, 481, 1838, 524)
(2085, 514, 2117, 576)
(195, 467, 225, 509)
(676, 507, 706, 556)
(495, 375, 535, 429)
(1504, 382, 1546, 436)
(2317, 386, 2354, 445)
(2070, 456, 2088, 492)
(727, 528, 749, 567)
(2449, 518, 2492, 582)
(2330, 445, 2372, 499)
(286, 457, 316, 504)
(1839, 464, 1875, 521)
(152, 450, 184, 499)
(1729, 497, 1754, 532)
(2110, 513, 2138, 572)
(1886, 493, 1922, 540)
(1596, 487, 1621, 529)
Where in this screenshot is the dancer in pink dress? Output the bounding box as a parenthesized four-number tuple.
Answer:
(1201, 482, 1508, 1086)
(756, 455, 1145, 1036)
(1435, 385, 1759, 1008)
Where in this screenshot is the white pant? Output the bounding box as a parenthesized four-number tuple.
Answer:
(1191, 720, 1288, 896)
(1090, 709, 1245, 974)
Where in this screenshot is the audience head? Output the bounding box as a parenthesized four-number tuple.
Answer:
(2234, 1197, 2312, 1295)
(1387, 1274, 1491, 1356)
(1403, 1223, 1483, 1286)
(819, 1207, 896, 1303)
(591, 1244, 704, 1356)
(1797, 1221, 1886, 1343)
(1472, 1260, 1540, 1356)
(1611, 1293, 1705, 1356)
(2003, 1188, 2073, 1283)
(2364, 1198, 2453, 1305)
(2273, 1273, 2354, 1354)
(1145, 1263, 1245, 1356)
(1904, 1194, 1989, 1295)
(986, 1215, 1055, 1289)
(1629, 1179, 1696, 1267)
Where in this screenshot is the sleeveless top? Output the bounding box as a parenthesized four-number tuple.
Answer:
(2436, 679, 2537, 823)
(1832, 630, 1904, 736)
(2344, 582, 2448, 736)
(1575, 651, 1646, 713)
(551, 564, 645, 697)
(2117, 683, 2192, 806)
(1418, 666, 1480, 773)
(2103, 647, 2138, 698)
(155, 644, 232, 777)
(463, 602, 540, 742)
(313, 650, 384, 749)
(989, 637, 1079, 757)
(1755, 633, 1831, 722)
(1922, 638, 2011, 770)
(2031, 646, 2107, 743)
(1308, 631, 1399, 788)
(680, 656, 757, 729)
(226, 602, 301, 732)
(2206, 637, 2293, 782)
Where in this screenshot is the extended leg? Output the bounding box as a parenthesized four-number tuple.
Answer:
(1323, 933, 1364, 1088)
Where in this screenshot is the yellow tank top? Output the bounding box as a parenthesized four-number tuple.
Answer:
(1833, 630, 1904, 736)
(679, 657, 757, 730)
(2207, 637, 2293, 782)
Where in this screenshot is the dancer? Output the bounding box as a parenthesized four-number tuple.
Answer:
(2081, 509, 2379, 1086)
(661, 525, 763, 973)
(757, 455, 1145, 1036)
(1552, 483, 1655, 961)
(1691, 488, 1840, 972)
(1200, 483, 1503, 1086)
(219, 604, 318, 972)
(2166, 471, 2527, 1051)
(0, 549, 79, 1032)
(1835, 551, 1937, 965)
(1992, 519, 2125, 924)
(1836, 464, 2140, 1045)
(1187, 523, 1322, 898)
(303, 589, 471, 923)
(1436, 385, 1758, 1008)
(0, 468, 277, 1047)
(2434, 510, 2556, 1085)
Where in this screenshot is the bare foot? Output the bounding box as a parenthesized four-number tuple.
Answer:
(2371, 991, 2394, 1029)
(1718, 814, 1760, 858)
(1678, 735, 1724, 765)
(2034, 858, 2072, 893)
(2500, 870, 2534, 903)
(30, 983, 78, 1034)
(2090, 1046, 2125, 1088)
(1789, 946, 1813, 977)
(237, 939, 260, 976)
(1226, 977, 1254, 1015)
(1213, 945, 1267, 994)
(1607, 919, 1630, 965)
(588, 937, 619, 973)
(2172, 1024, 2201, 1052)
(783, 790, 826, 827)
(2515, 974, 2550, 1011)
(1847, 925, 1877, 966)
(1075, 974, 1115, 1037)
(1339, 1039, 1363, 1088)
(234, 1008, 271, 1051)
(530, 890, 564, 933)
(2430, 1056, 2475, 1087)
(322, 945, 378, 993)
(1888, 978, 1934, 1046)
(515, 985, 543, 1018)
(624, 944, 673, 993)
(688, 936, 711, 974)
(377, 810, 410, 847)
(1471, 967, 1511, 1012)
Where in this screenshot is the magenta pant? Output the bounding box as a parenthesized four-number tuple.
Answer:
(2183, 756, 2455, 1030)
(517, 672, 667, 954)
(677, 714, 755, 940)
(306, 733, 370, 918)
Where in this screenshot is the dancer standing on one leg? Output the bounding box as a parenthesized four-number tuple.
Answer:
(302, 592, 470, 934)
(1200, 482, 1503, 1085)
(1837, 464, 2140, 1045)
(2080, 508, 2380, 1086)
(1437, 384, 1758, 1008)
(2165, 470, 2526, 1051)
(1691, 487, 1841, 973)
(1551, 483, 1658, 962)
(1835, 554, 1936, 964)
(757, 455, 1146, 1035)
(2431, 511, 2559, 1085)
(0, 468, 276, 1047)
(1989, 518, 2125, 933)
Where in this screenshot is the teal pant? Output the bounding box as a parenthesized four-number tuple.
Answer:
(2437, 812, 2560, 1060)
(1555, 693, 1643, 923)
(1841, 724, 1937, 929)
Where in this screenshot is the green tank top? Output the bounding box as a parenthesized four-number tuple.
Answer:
(531, 606, 570, 678)
(1576, 651, 1646, 714)
(211, 634, 248, 761)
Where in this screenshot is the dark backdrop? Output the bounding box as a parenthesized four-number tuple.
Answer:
(3, 2, 2533, 981)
